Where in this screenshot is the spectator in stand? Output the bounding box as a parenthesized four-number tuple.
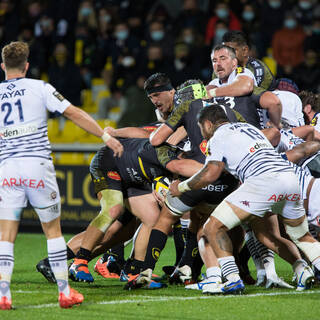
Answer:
(304, 18, 320, 52)
(74, 23, 97, 88)
(292, 0, 319, 32)
(17, 25, 46, 79)
(21, 0, 43, 28)
(138, 43, 172, 78)
(212, 20, 229, 47)
(240, 3, 263, 57)
(48, 43, 83, 106)
(205, 1, 241, 46)
(294, 49, 320, 93)
(258, 0, 286, 56)
(272, 12, 306, 77)
(0, 0, 20, 45)
(119, 75, 156, 127)
(77, 0, 97, 32)
(145, 20, 174, 59)
(174, 0, 207, 35)
(168, 42, 201, 87)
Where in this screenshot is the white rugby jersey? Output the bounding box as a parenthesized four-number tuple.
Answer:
(275, 129, 304, 153)
(208, 67, 257, 87)
(0, 77, 70, 162)
(274, 90, 304, 128)
(205, 122, 292, 182)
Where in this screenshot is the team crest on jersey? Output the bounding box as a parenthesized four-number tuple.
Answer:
(51, 191, 57, 200)
(107, 171, 121, 181)
(236, 67, 244, 74)
(199, 140, 208, 155)
(53, 90, 65, 101)
(311, 117, 318, 127)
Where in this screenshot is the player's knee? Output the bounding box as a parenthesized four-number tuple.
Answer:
(90, 189, 124, 233)
(285, 217, 320, 262)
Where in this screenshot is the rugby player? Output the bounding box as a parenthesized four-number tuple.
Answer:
(0, 41, 123, 309)
(170, 105, 320, 293)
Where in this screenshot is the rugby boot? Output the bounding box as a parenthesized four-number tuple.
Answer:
(69, 259, 94, 283)
(59, 287, 84, 308)
(169, 265, 192, 284)
(221, 274, 245, 294)
(296, 266, 315, 291)
(0, 296, 12, 310)
(186, 275, 221, 291)
(124, 269, 167, 290)
(36, 258, 56, 283)
(94, 257, 120, 279)
(265, 276, 294, 289)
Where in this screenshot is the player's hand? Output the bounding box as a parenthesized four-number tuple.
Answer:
(169, 180, 182, 197)
(205, 85, 218, 99)
(104, 126, 117, 136)
(152, 190, 165, 207)
(105, 136, 124, 157)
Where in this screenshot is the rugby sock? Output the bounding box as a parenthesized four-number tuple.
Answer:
(47, 237, 70, 296)
(108, 244, 125, 265)
(245, 231, 265, 278)
(76, 247, 91, 262)
(191, 252, 204, 281)
(218, 256, 240, 281)
(0, 241, 14, 299)
(311, 256, 320, 272)
(173, 222, 185, 266)
(293, 259, 309, 275)
(178, 230, 198, 268)
(143, 229, 167, 270)
(124, 259, 145, 275)
(255, 241, 276, 279)
(206, 266, 222, 281)
(66, 245, 75, 260)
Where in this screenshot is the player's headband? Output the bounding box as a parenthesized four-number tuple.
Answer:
(146, 84, 173, 95)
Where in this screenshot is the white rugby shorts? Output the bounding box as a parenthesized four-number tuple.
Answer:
(0, 158, 60, 210)
(224, 171, 305, 219)
(307, 178, 320, 227)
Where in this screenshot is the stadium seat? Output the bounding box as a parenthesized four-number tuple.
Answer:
(97, 118, 117, 130)
(57, 120, 87, 143)
(81, 89, 98, 114)
(56, 152, 86, 165)
(47, 118, 60, 142)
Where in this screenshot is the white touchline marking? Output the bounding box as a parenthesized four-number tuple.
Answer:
(20, 289, 320, 309)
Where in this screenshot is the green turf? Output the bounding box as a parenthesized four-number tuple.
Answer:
(1, 233, 319, 320)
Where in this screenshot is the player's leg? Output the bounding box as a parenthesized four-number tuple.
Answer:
(0, 215, 21, 310)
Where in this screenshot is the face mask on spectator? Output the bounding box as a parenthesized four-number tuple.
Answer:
(269, 0, 281, 9)
(183, 35, 194, 44)
(100, 15, 111, 23)
(151, 31, 164, 41)
(80, 7, 92, 17)
(299, 1, 312, 10)
(115, 30, 129, 40)
(284, 19, 297, 29)
(122, 56, 135, 67)
(312, 27, 320, 35)
(215, 28, 228, 39)
(242, 11, 255, 21)
(216, 8, 229, 19)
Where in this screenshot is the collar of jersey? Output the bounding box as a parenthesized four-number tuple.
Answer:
(2, 77, 24, 83)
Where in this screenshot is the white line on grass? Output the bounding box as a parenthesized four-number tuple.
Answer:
(21, 289, 320, 309)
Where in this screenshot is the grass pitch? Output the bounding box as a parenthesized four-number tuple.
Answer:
(1, 233, 319, 320)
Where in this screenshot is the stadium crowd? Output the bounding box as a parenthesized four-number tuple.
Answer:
(1, 0, 320, 311)
(0, 0, 319, 125)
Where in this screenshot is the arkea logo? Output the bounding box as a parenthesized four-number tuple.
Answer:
(107, 171, 121, 181)
(249, 142, 269, 153)
(1, 178, 45, 189)
(268, 193, 300, 202)
(0, 123, 38, 140)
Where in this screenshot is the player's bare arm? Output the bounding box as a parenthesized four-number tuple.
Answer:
(285, 141, 320, 164)
(149, 123, 173, 146)
(169, 160, 225, 197)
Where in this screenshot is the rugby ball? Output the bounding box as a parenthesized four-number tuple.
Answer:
(152, 176, 170, 197)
